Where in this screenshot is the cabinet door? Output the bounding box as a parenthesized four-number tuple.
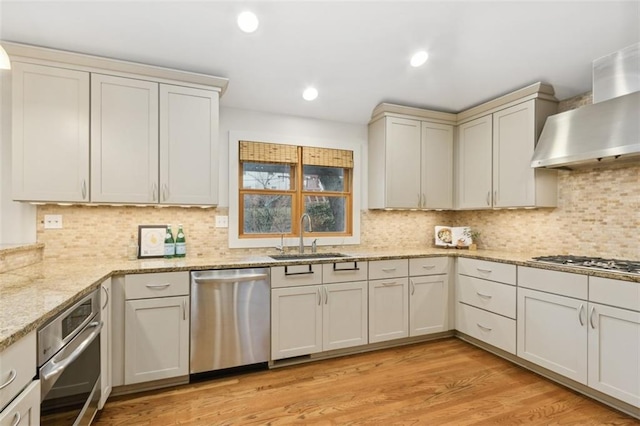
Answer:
(369, 278, 409, 343)
(493, 100, 535, 207)
(12, 62, 89, 202)
(517, 288, 587, 384)
(409, 274, 448, 336)
(91, 74, 159, 203)
(124, 296, 189, 384)
(588, 303, 640, 407)
(323, 281, 368, 351)
(385, 117, 421, 208)
(421, 122, 453, 209)
(159, 85, 219, 205)
(0, 381, 40, 426)
(99, 278, 112, 409)
(271, 286, 323, 360)
(456, 115, 492, 209)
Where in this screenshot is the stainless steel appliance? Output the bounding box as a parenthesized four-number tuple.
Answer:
(38, 289, 102, 425)
(190, 268, 270, 374)
(531, 255, 640, 275)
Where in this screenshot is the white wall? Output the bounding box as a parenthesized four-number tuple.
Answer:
(0, 67, 36, 245)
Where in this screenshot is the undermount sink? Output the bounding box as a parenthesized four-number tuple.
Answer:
(268, 253, 351, 261)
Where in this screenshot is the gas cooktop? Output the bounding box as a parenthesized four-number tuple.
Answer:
(531, 255, 640, 275)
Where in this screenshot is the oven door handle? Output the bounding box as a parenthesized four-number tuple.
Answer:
(40, 321, 103, 398)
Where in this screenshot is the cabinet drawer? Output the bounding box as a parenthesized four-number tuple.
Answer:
(589, 276, 640, 312)
(125, 271, 189, 299)
(322, 261, 367, 284)
(369, 259, 408, 280)
(409, 257, 448, 276)
(0, 380, 40, 426)
(456, 303, 516, 354)
(271, 264, 322, 288)
(456, 275, 516, 319)
(458, 258, 516, 285)
(518, 266, 587, 299)
(0, 332, 36, 412)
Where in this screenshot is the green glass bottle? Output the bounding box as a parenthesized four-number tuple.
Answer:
(175, 224, 186, 258)
(164, 225, 175, 258)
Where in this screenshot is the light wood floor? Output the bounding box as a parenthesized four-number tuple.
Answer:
(94, 338, 639, 425)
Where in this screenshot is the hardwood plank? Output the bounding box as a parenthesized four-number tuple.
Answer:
(94, 338, 639, 425)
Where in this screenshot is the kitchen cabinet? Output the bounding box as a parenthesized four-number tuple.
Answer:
(456, 258, 516, 354)
(368, 108, 455, 210)
(159, 85, 219, 205)
(0, 332, 36, 413)
(91, 74, 159, 203)
(271, 262, 368, 360)
(455, 86, 558, 209)
(123, 272, 189, 385)
(99, 278, 112, 409)
(409, 257, 450, 336)
(0, 381, 40, 426)
(368, 259, 409, 343)
(12, 62, 90, 202)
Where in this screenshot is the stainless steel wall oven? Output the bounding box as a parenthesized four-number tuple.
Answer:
(37, 289, 102, 425)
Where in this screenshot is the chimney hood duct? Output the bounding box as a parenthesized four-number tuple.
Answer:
(532, 43, 640, 169)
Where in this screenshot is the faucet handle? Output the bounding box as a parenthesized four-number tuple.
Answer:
(311, 239, 318, 253)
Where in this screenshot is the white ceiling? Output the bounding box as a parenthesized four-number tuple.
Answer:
(1, 1, 639, 124)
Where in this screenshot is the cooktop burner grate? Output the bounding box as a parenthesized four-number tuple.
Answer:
(531, 255, 640, 275)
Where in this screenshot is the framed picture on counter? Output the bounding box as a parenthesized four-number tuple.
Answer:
(138, 225, 167, 258)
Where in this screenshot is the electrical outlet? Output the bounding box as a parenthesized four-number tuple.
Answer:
(215, 215, 229, 228)
(44, 214, 63, 229)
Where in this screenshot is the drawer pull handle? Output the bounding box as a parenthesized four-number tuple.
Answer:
(589, 306, 596, 329)
(317, 288, 321, 306)
(0, 369, 16, 390)
(476, 268, 492, 273)
(333, 262, 359, 271)
(381, 281, 398, 286)
(422, 265, 436, 270)
(476, 291, 492, 299)
(284, 265, 314, 276)
(578, 304, 585, 326)
(11, 411, 21, 426)
(145, 283, 171, 289)
(476, 323, 492, 332)
(324, 287, 328, 305)
(382, 267, 397, 272)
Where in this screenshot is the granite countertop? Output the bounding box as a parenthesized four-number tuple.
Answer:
(1, 248, 638, 352)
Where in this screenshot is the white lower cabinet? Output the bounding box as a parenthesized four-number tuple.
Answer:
(0, 381, 40, 426)
(456, 303, 516, 354)
(517, 288, 588, 383)
(271, 281, 368, 360)
(408, 257, 450, 337)
(369, 278, 409, 343)
(99, 278, 112, 409)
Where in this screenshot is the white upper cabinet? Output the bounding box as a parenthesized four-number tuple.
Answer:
(91, 74, 159, 203)
(368, 106, 455, 210)
(159, 85, 219, 205)
(12, 62, 90, 202)
(456, 115, 493, 209)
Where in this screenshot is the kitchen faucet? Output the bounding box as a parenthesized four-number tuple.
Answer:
(299, 213, 312, 254)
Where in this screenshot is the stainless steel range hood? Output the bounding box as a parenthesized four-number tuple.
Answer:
(532, 43, 640, 169)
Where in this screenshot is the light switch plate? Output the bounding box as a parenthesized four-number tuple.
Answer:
(215, 215, 229, 228)
(44, 214, 63, 229)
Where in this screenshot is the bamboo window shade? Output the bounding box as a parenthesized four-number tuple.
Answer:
(303, 147, 353, 169)
(239, 141, 298, 164)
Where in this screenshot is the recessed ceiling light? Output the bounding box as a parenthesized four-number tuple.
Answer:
(303, 87, 318, 101)
(237, 11, 259, 33)
(410, 50, 429, 67)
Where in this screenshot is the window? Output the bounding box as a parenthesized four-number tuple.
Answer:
(239, 141, 353, 239)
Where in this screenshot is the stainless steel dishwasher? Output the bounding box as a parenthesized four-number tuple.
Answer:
(190, 268, 270, 374)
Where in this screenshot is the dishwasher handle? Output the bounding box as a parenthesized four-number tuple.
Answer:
(192, 273, 269, 284)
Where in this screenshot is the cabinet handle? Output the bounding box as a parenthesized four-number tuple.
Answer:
(0, 369, 16, 390)
(422, 265, 436, 270)
(476, 291, 492, 299)
(101, 285, 109, 310)
(381, 281, 398, 286)
(486, 191, 490, 206)
(182, 299, 186, 321)
(152, 183, 158, 201)
(11, 411, 21, 426)
(578, 304, 585, 326)
(81, 180, 87, 200)
(589, 306, 596, 329)
(145, 283, 171, 289)
(422, 193, 426, 208)
(476, 268, 492, 274)
(284, 265, 314, 276)
(494, 190, 497, 205)
(476, 323, 492, 332)
(382, 267, 397, 273)
(317, 288, 321, 306)
(333, 262, 359, 271)
(324, 287, 328, 305)
(162, 183, 169, 202)
(410, 279, 415, 295)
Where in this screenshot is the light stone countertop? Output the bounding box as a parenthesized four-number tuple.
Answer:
(1, 248, 638, 352)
